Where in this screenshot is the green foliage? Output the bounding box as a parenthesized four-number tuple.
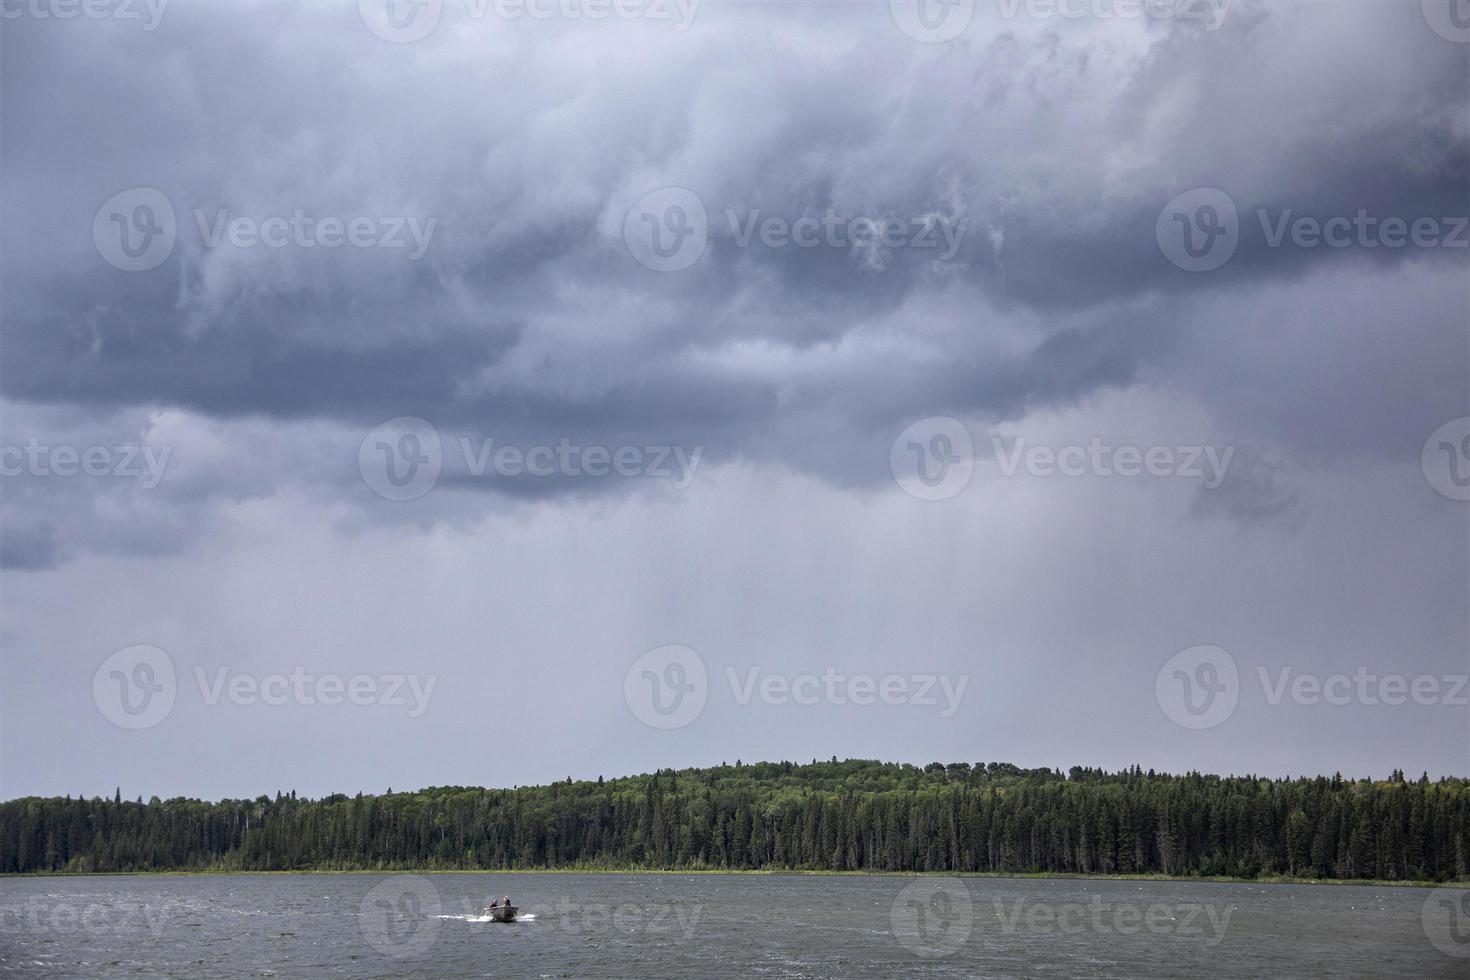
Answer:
(1, 761, 1465, 881)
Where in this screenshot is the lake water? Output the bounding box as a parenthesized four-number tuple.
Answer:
(0, 873, 1464, 978)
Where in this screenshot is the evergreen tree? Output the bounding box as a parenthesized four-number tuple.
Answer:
(0, 761, 1463, 881)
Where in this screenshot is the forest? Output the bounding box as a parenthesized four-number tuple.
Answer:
(1, 759, 1465, 881)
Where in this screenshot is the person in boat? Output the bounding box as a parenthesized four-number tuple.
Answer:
(502, 895, 511, 908)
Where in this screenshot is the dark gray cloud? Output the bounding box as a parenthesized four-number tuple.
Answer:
(3, 3, 1463, 464)
(1190, 448, 1305, 532)
(0, 2, 1466, 795)
(0, 522, 59, 571)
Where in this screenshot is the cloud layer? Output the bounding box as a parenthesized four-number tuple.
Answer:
(1, 1, 1466, 796)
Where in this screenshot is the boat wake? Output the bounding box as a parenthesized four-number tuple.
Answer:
(434, 913, 538, 923)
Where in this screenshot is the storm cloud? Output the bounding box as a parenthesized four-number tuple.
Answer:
(0, 1, 1466, 798)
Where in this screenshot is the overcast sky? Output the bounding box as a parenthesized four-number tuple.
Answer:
(1, 1, 1467, 802)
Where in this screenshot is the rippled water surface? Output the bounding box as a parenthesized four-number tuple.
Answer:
(0, 873, 1461, 978)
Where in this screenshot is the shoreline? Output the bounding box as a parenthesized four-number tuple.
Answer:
(1, 868, 1457, 888)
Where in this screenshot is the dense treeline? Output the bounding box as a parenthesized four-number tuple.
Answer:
(1, 760, 1466, 881)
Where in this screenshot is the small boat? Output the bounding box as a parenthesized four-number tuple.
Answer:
(488, 904, 518, 923)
